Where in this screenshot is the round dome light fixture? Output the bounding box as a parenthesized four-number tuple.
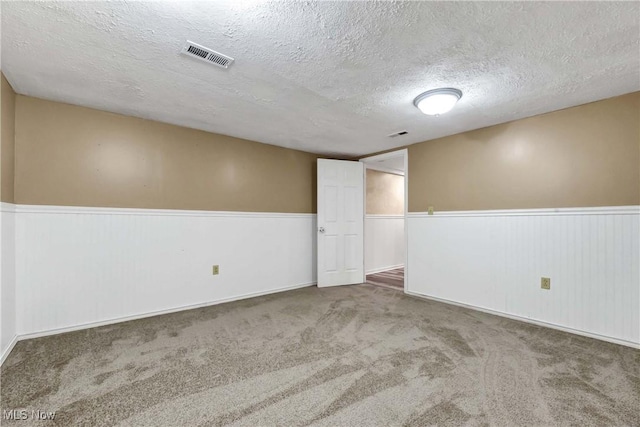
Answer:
(413, 88, 462, 116)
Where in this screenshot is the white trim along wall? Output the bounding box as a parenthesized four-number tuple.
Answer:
(407, 206, 640, 348)
(1, 204, 317, 364)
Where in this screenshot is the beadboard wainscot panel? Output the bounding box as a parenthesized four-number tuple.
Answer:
(0, 202, 17, 363)
(407, 206, 640, 347)
(15, 205, 316, 337)
(365, 215, 404, 274)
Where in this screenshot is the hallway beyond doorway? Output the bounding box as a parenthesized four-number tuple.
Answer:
(366, 267, 404, 290)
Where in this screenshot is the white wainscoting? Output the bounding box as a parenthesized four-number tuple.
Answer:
(407, 206, 640, 348)
(15, 205, 317, 338)
(0, 203, 17, 364)
(365, 215, 404, 274)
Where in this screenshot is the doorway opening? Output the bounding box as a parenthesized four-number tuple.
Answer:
(359, 149, 408, 291)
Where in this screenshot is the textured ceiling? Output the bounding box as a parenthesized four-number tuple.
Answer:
(2, 1, 639, 156)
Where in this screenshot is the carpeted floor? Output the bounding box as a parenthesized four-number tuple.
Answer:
(1, 285, 638, 426)
(366, 268, 404, 290)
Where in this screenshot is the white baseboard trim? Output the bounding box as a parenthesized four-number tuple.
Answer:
(15, 281, 316, 343)
(0, 335, 19, 366)
(405, 290, 639, 349)
(366, 264, 404, 275)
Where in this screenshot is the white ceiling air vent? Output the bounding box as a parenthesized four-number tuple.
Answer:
(388, 130, 408, 138)
(181, 41, 234, 69)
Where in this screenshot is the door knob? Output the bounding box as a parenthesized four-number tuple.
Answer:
(318, 227, 325, 233)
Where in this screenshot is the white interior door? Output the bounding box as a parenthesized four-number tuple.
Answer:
(317, 159, 364, 287)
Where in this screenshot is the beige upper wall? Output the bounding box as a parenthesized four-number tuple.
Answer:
(12, 90, 640, 213)
(409, 92, 640, 212)
(15, 96, 318, 213)
(1, 73, 16, 203)
(366, 169, 404, 215)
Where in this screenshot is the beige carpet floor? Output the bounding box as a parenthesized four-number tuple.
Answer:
(1, 285, 638, 426)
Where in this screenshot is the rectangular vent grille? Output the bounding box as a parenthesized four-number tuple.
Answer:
(388, 130, 408, 138)
(181, 41, 234, 69)
(187, 45, 208, 59)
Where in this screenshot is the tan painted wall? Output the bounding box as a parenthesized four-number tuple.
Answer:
(409, 92, 640, 212)
(366, 169, 404, 215)
(1, 73, 16, 203)
(13, 90, 639, 213)
(15, 96, 318, 213)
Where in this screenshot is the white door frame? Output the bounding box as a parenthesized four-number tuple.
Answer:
(359, 149, 408, 292)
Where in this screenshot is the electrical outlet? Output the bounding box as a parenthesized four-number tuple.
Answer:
(428, 206, 434, 215)
(541, 277, 550, 290)
(212, 265, 219, 275)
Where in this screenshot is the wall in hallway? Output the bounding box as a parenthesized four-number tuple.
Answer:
(365, 169, 404, 274)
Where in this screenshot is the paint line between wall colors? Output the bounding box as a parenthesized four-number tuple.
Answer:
(409, 206, 640, 217)
(15, 204, 316, 218)
(0, 202, 16, 213)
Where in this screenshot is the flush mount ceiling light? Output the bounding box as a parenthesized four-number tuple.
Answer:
(413, 88, 462, 116)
